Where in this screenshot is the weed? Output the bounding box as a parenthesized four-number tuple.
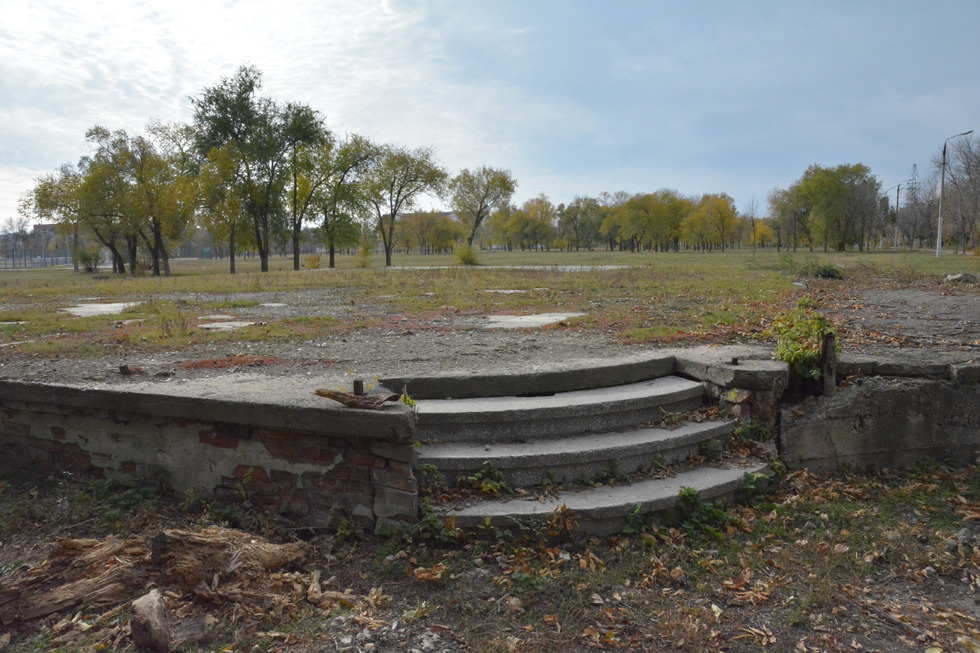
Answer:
(540, 468, 560, 488)
(732, 419, 774, 443)
(697, 438, 723, 461)
(460, 461, 512, 496)
(408, 500, 464, 545)
(622, 504, 648, 535)
(542, 503, 579, 539)
(768, 296, 838, 381)
(675, 487, 728, 540)
(799, 260, 843, 279)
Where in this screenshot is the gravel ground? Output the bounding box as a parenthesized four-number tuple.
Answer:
(0, 282, 976, 388)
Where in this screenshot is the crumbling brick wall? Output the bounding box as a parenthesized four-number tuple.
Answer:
(0, 381, 418, 534)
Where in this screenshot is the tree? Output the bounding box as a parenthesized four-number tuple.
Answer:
(695, 193, 738, 251)
(401, 211, 462, 253)
(449, 166, 516, 248)
(507, 195, 557, 250)
(198, 143, 252, 273)
(941, 136, 980, 253)
(558, 196, 604, 251)
(362, 144, 447, 267)
(301, 134, 378, 268)
(20, 164, 85, 271)
(772, 164, 881, 253)
(191, 66, 327, 271)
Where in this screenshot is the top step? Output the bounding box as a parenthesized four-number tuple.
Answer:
(380, 354, 676, 399)
(415, 375, 704, 443)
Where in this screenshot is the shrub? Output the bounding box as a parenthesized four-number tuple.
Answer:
(305, 254, 321, 270)
(454, 244, 480, 266)
(768, 297, 838, 380)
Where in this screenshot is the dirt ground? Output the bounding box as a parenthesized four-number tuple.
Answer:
(0, 279, 976, 388)
(0, 276, 978, 653)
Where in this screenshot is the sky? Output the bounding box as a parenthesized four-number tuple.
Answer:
(2, 0, 979, 224)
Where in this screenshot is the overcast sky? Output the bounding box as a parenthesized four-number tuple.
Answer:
(2, 0, 978, 224)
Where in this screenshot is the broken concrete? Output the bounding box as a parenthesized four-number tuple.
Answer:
(781, 376, 980, 472)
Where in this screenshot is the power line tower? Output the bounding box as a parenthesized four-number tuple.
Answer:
(900, 164, 923, 249)
(906, 164, 919, 203)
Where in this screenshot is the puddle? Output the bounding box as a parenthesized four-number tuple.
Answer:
(198, 321, 257, 332)
(62, 302, 142, 317)
(483, 313, 586, 329)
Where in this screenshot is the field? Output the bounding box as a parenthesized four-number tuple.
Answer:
(1, 249, 975, 359)
(1, 248, 979, 652)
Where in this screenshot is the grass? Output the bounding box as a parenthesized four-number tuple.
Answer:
(4, 248, 972, 357)
(2, 464, 979, 652)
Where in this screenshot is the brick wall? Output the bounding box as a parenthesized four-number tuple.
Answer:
(0, 380, 418, 534)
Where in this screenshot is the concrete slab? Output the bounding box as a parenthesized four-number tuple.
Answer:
(199, 321, 257, 331)
(62, 302, 141, 317)
(483, 312, 585, 328)
(197, 314, 235, 320)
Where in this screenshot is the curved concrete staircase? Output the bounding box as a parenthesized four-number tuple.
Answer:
(385, 352, 772, 537)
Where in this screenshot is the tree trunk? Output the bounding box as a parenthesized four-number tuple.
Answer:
(292, 223, 302, 270)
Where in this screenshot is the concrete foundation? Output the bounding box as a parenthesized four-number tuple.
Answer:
(781, 375, 980, 472)
(0, 378, 417, 534)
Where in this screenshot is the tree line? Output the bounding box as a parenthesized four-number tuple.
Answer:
(19, 66, 517, 274)
(18, 66, 979, 274)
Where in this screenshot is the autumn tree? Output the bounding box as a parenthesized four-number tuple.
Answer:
(695, 193, 738, 251)
(198, 143, 252, 273)
(449, 166, 516, 248)
(298, 134, 378, 268)
(362, 144, 447, 266)
(191, 65, 327, 271)
(557, 196, 604, 251)
(19, 163, 87, 271)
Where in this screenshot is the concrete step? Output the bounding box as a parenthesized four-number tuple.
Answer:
(381, 354, 676, 399)
(415, 375, 704, 444)
(419, 420, 735, 488)
(437, 461, 770, 537)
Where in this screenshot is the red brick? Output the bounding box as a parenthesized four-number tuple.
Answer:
(199, 429, 240, 449)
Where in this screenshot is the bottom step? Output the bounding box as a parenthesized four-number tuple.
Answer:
(439, 462, 770, 537)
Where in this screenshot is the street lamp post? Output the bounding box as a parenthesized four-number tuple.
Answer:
(936, 129, 973, 257)
(884, 181, 908, 252)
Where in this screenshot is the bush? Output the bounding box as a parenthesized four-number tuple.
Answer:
(768, 297, 838, 381)
(305, 254, 321, 270)
(454, 244, 480, 266)
(73, 245, 101, 273)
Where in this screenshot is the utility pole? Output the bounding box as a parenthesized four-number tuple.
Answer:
(937, 130, 973, 257)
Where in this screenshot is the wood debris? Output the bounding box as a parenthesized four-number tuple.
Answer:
(315, 388, 401, 410)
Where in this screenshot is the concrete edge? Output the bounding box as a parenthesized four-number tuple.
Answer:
(0, 379, 416, 442)
(380, 353, 677, 399)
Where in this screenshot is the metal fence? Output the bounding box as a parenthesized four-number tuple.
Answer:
(0, 256, 74, 269)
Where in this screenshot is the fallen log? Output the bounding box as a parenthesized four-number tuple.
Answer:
(0, 537, 149, 626)
(131, 588, 220, 652)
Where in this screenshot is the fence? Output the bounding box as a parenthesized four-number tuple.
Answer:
(0, 256, 73, 269)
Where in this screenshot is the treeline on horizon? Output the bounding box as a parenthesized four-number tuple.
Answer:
(14, 66, 980, 275)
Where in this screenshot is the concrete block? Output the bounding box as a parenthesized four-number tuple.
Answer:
(781, 377, 980, 472)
